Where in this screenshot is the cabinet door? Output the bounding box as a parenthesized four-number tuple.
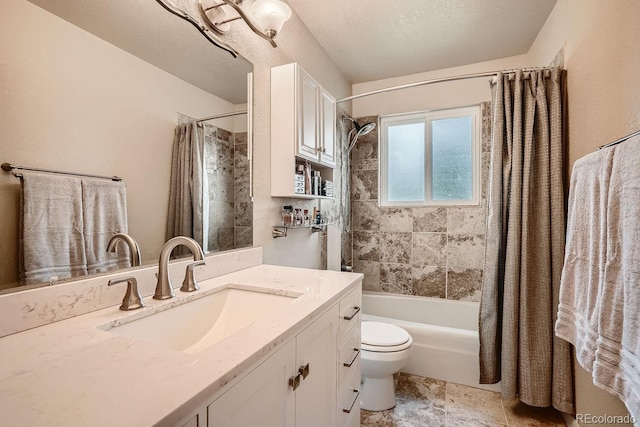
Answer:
(319, 88, 336, 167)
(208, 339, 296, 427)
(295, 305, 339, 427)
(297, 69, 320, 162)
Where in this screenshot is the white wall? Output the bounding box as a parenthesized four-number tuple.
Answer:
(0, 0, 241, 286)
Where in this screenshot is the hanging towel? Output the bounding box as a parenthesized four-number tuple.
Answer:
(19, 172, 87, 285)
(592, 138, 640, 422)
(555, 147, 614, 372)
(81, 178, 130, 274)
(556, 136, 640, 424)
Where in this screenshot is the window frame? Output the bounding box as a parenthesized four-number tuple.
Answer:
(379, 105, 481, 207)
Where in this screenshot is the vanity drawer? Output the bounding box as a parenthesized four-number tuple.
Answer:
(339, 286, 361, 342)
(337, 368, 361, 427)
(338, 326, 360, 387)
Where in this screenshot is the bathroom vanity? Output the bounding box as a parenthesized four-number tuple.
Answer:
(0, 248, 362, 427)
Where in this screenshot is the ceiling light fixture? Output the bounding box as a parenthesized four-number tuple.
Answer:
(198, 0, 292, 47)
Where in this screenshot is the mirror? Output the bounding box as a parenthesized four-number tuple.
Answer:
(0, 0, 253, 292)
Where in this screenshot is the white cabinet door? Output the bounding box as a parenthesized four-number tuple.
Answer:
(319, 88, 336, 167)
(295, 305, 338, 427)
(208, 339, 296, 427)
(297, 69, 320, 162)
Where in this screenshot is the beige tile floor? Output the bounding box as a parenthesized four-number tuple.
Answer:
(361, 373, 567, 427)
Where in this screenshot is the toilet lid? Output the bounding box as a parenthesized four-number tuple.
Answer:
(361, 321, 411, 349)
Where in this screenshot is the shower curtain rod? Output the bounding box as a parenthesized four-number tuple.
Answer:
(196, 110, 248, 123)
(336, 67, 554, 103)
(1, 162, 122, 181)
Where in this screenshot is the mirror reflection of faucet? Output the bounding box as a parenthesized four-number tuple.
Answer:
(107, 233, 142, 267)
(154, 237, 206, 300)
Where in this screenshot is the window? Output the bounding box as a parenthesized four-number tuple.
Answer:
(380, 106, 481, 207)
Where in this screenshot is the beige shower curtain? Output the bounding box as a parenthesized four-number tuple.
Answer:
(479, 69, 574, 413)
(166, 121, 206, 248)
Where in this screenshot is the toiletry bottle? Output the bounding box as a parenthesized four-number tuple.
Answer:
(315, 209, 322, 225)
(303, 209, 310, 227)
(282, 205, 293, 226)
(294, 208, 302, 226)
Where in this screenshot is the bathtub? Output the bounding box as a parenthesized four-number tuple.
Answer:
(361, 292, 500, 392)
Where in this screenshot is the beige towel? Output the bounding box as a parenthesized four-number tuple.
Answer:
(19, 172, 87, 285)
(592, 137, 640, 422)
(81, 178, 130, 274)
(555, 147, 614, 371)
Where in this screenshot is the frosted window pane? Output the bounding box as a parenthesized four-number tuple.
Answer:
(431, 117, 473, 201)
(388, 123, 425, 202)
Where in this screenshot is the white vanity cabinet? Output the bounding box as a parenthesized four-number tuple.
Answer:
(174, 283, 362, 427)
(337, 286, 362, 427)
(207, 304, 339, 427)
(271, 62, 336, 198)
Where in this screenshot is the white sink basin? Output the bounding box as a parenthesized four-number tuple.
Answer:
(100, 287, 299, 354)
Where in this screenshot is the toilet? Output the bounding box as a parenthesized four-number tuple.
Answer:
(360, 321, 414, 411)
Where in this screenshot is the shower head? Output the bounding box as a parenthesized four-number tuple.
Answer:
(343, 116, 376, 153)
(343, 116, 376, 135)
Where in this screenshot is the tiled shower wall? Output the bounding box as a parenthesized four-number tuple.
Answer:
(349, 102, 491, 301)
(203, 125, 252, 252)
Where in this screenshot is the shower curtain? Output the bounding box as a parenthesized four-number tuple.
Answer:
(166, 121, 207, 249)
(479, 69, 574, 413)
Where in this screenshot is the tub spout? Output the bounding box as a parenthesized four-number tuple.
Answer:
(154, 236, 205, 300)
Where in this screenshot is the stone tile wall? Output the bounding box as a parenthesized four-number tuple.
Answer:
(349, 102, 491, 301)
(203, 125, 252, 252)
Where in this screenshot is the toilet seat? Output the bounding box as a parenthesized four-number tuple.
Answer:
(361, 321, 413, 353)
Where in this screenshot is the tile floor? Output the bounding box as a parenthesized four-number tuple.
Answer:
(360, 373, 567, 427)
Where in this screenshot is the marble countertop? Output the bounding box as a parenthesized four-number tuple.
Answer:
(0, 264, 363, 427)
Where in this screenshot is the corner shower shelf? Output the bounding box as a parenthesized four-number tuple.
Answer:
(272, 223, 329, 238)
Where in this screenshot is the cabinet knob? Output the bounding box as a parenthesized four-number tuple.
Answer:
(298, 363, 310, 380)
(289, 373, 302, 391)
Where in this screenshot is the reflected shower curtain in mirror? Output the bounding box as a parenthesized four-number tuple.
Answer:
(166, 121, 207, 249)
(479, 69, 574, 413)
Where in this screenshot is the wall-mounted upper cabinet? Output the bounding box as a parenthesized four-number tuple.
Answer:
(271, 63, 336, 199)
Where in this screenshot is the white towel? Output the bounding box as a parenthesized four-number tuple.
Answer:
(19, 172, 87, 285)
(556, 137, 640, 424)
(81, 178, 130, 274)
(592, 138, 640, 421)
(555, 147, 614, 371)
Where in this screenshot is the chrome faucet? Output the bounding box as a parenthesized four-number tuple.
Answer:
(107, 233, 142, 267)
(154, 236, 205, 300)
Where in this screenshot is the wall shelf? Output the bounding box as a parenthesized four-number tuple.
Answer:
(272, 223, 329, 238)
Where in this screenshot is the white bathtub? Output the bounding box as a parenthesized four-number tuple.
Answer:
(362, 292, 500, 392)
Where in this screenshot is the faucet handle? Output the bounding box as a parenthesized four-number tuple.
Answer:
(108, 276, 145, 311)
(180, 261, 206, 293)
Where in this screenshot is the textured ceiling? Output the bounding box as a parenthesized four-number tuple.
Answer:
(287, 0, 558, 83)
(27, 0, 252, 104)
(27, 0, 557, 97)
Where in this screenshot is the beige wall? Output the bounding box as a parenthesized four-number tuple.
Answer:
(352, 54, 532, 118)
(221, 8, 352, 269)
(529, 0, 640, 424)
(0, 0, 240, 286)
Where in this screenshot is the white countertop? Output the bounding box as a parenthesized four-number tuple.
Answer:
(0, 264, 362, 427)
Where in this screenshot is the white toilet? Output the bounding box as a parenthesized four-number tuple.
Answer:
(360, 321, 414, 411)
